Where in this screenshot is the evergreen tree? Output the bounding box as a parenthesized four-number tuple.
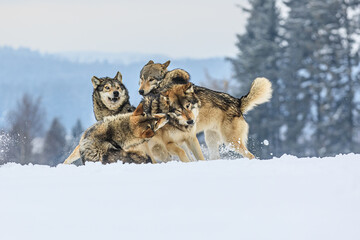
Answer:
(42, 118, 66, 166)
(282, 0, 360, 156)
(337, 0, 360, 154)
(228, 0, 283, 158)
(281, 0, 322, 157)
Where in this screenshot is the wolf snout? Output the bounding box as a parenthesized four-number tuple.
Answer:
(113, 91, 119, 97)
(139, 90, 144, 95)
(187, 120, 194, 125)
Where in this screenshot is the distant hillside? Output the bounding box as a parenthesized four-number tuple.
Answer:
(0, 47, 233, 131)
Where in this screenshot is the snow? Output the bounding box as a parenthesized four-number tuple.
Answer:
(0, 154, 360, 240)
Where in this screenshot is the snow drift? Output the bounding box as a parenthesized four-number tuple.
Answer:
(0, 154, 359, 240)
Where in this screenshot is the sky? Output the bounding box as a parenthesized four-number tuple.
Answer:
(0, 0, 250, 59)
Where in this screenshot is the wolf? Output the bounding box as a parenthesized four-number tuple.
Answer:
(142, 82, 204, 162)
(139, 60, 190, 96)
(138, 60, 272, 159)
(79, 103, 168, 164)
(92, 71, 135, 121)
(64, 71, 135, 164)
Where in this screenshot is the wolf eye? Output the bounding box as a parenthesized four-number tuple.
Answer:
(105, 86, 110, 90)
(116, 86, 120, 90)
(185, 104, 191, 109)
(149, 78, 155, 82)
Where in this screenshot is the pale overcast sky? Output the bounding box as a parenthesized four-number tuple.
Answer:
(0, 0, 249, 58)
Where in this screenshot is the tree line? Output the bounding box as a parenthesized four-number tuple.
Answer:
(228, 0, 360, 158)
(0, 94, 83, 166)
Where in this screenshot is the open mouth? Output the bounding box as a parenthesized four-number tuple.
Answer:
(108, 97, 119, 102)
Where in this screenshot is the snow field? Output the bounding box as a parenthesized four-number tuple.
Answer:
(0, 154, 359, 240)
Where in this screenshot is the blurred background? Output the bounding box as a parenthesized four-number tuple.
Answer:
(0, 0, 359, 165)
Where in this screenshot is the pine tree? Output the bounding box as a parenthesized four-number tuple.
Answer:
(337, 0, 360, 154)
(282, 0, 360, 156)
(42, 118, 66, 166)
(228, 0, 283, 158)
(281, 0, 321, 157)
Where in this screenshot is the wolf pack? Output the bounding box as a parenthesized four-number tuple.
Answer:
(63, 60, 272, 165)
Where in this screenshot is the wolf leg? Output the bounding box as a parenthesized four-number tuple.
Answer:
(166, 142, 191, 162)
(221, 117, 255, 159)
(151, 144, 172, 162)
(143, 142, 157, 164)
(204, 130, 221, 160)
(180, 143, 196, 162)
(229, 140, 255, 159)
(185, 135, 205, 161)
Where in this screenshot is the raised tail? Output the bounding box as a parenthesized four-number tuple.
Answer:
(240, 77, 272, 114)
(63, 144, 81, 164)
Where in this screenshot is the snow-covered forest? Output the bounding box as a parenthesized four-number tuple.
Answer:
(228, 0, 360, 159)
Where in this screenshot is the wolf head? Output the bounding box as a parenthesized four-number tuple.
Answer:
(139, 60, 170, 96)
(161, 83, 200, 127)
(130, 103, 169, 139)
(92, 72, 129, 110)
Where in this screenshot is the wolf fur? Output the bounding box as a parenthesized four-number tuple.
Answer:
(64, 71, 135, 165)
(142, 83, 204, 162)
(139, 60, 189, 96)
(138, 60, 273, 159)
(79, 103, 168, 164)
(92, 71, 135, 121)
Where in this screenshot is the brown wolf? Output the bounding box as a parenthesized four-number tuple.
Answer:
(79, 103, 168, 164)
(142, 82, 204, 162)
(64, 71, 135, 164)
(138, 60, 272, 159)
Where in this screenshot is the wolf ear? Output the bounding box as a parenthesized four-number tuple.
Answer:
(184, 83, 194, 93)
(114, 71, 122, 83)
(146, 60, 154, 66)
(162, 60, 170, 69)
(133, 103, 144, 116)
(91, 76, 101, 88)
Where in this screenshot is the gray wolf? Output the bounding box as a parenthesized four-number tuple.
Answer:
(79, 103, 168, 164)
(64, 71, 135, 164)
(138, 60, 272, 159)
(142, 82, 204, 162)
(92, 71, 135, 121)
(139, 60, 189, 96)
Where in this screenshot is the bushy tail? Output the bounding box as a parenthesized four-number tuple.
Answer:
(240, 77, 272, 114)
(63, 145, 80, 164)
(165, 69, 190, 83)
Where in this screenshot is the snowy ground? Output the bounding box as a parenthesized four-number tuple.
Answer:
(0, 154, 359, 240)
